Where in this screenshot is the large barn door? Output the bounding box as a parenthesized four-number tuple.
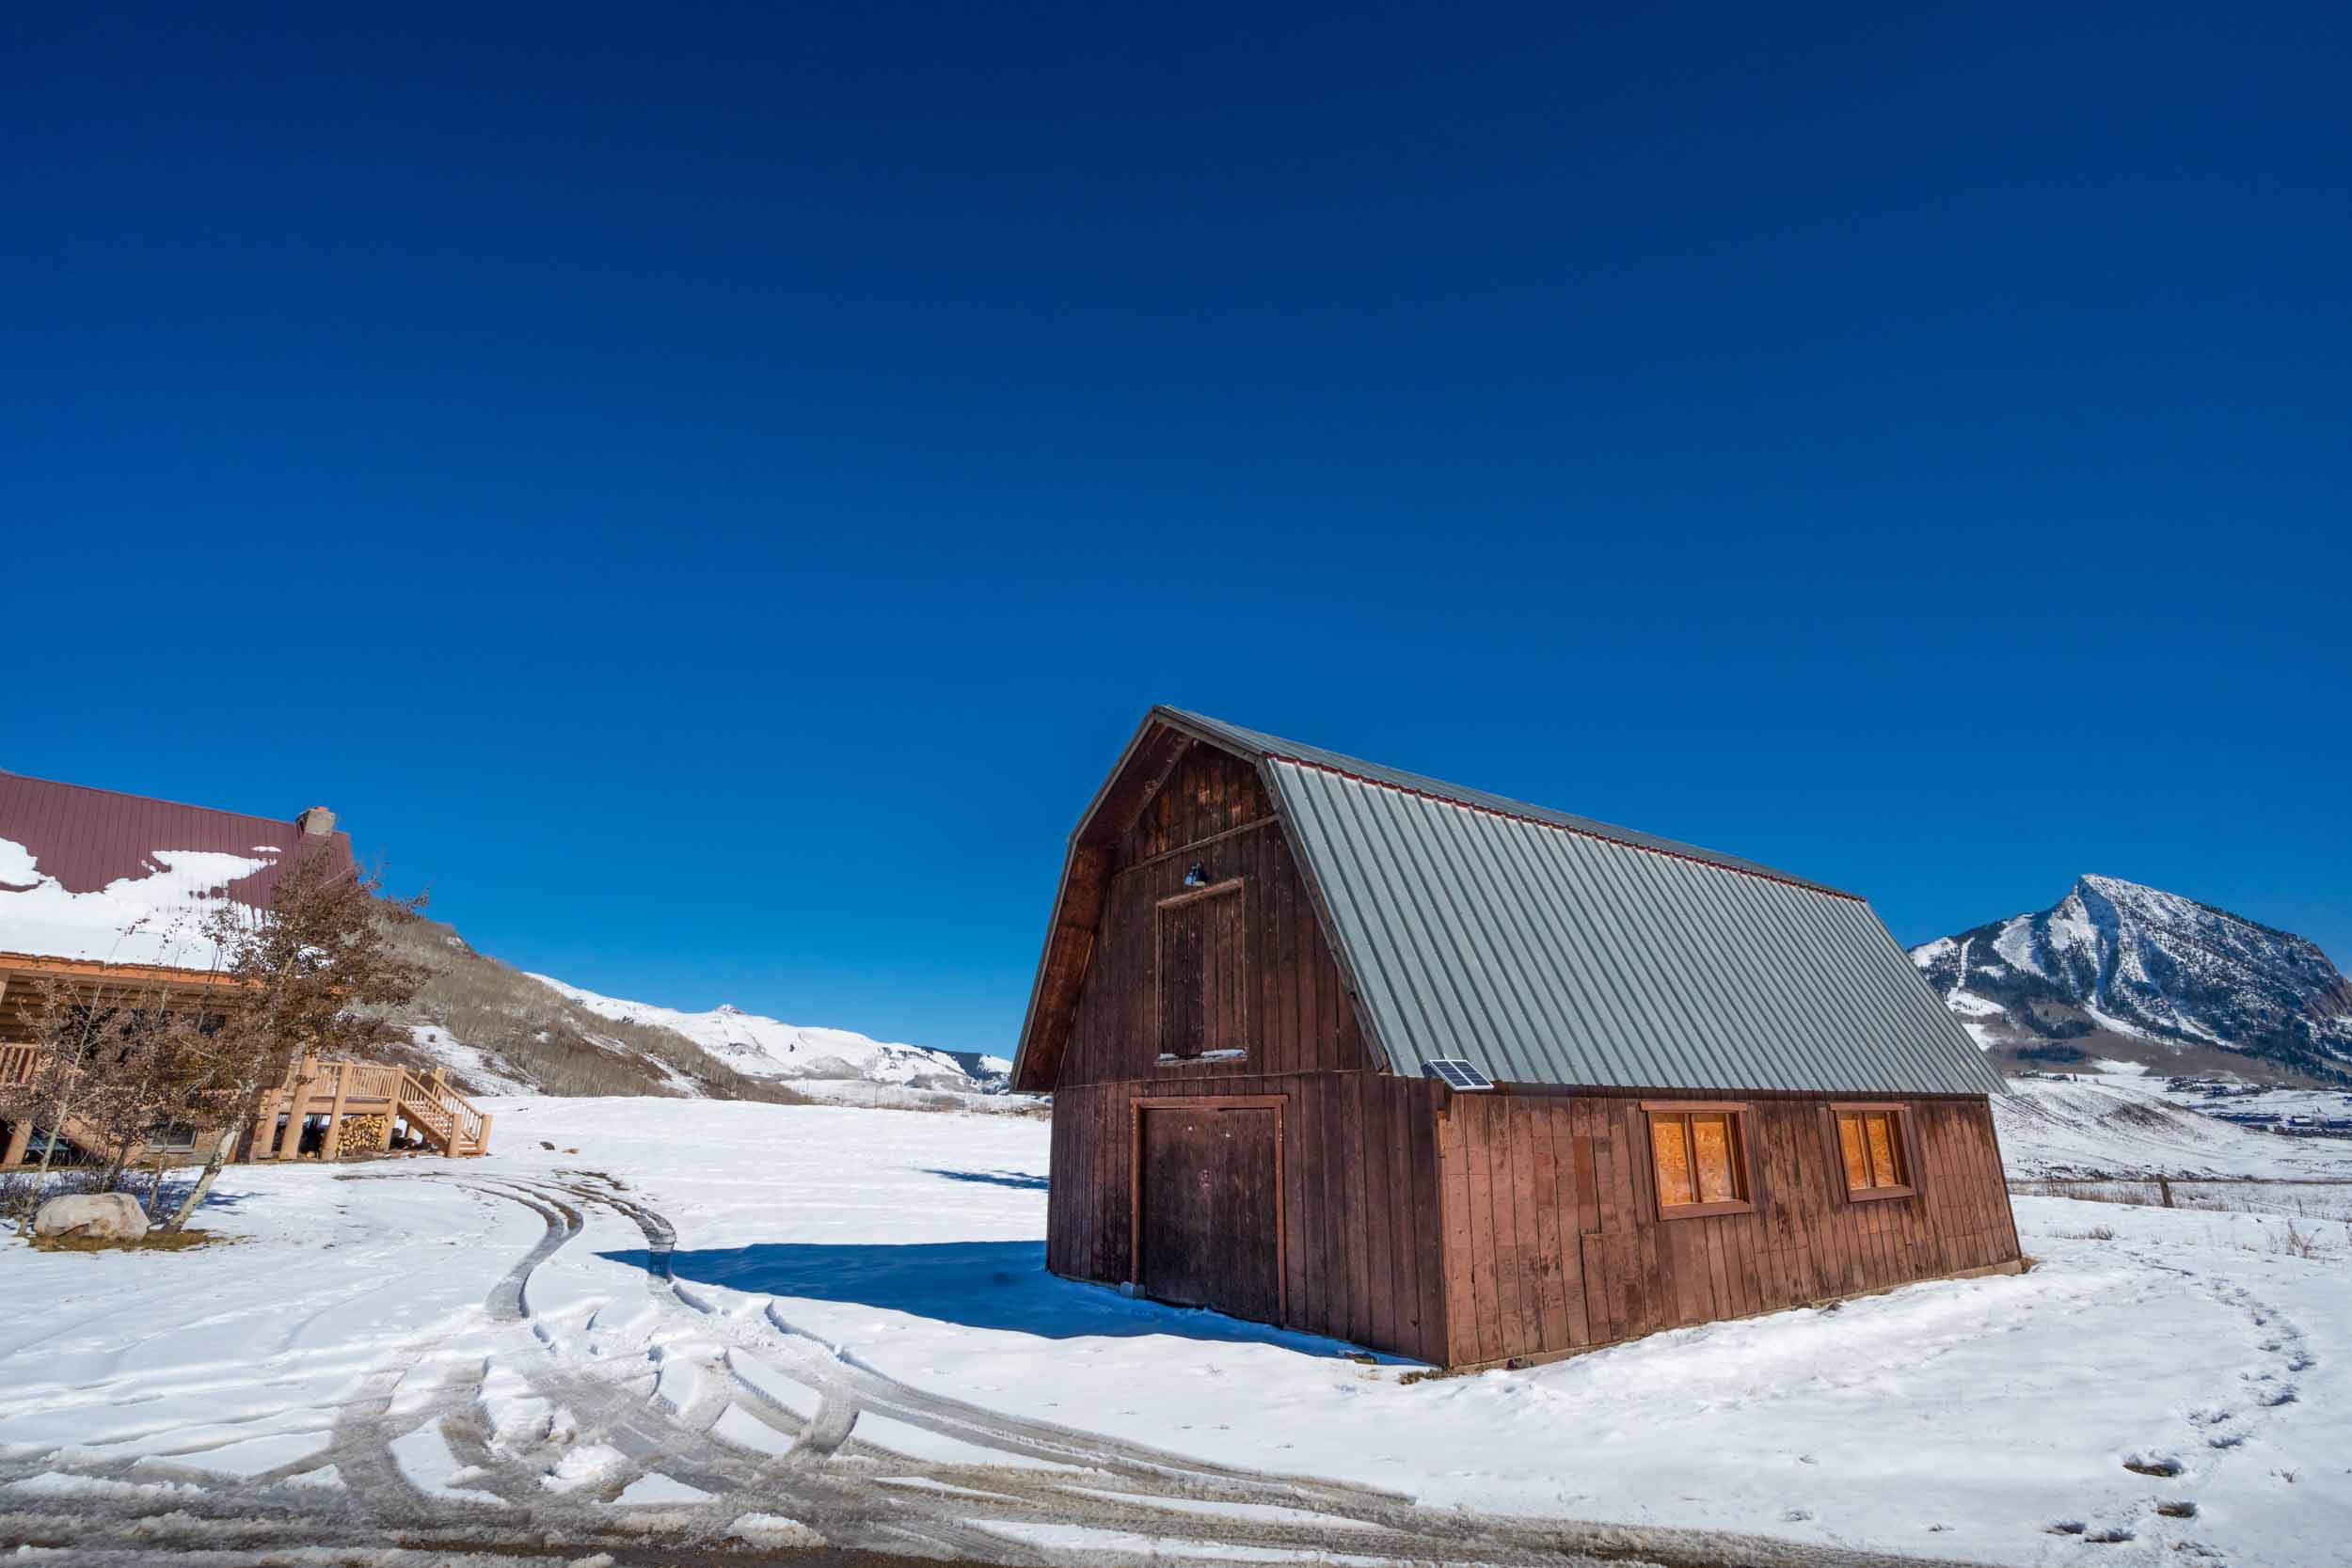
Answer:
(1135, 1098, 1283, 1325)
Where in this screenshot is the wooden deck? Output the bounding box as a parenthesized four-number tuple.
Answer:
(0, 1050, 491, 1166)
(251, 1055, 494, 1161)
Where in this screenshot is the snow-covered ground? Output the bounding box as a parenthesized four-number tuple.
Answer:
(6, 1093, 2349, 1566)
(1995, 1072, 2352, 1180)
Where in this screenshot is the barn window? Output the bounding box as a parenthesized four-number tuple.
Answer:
(1642, 1103, 1754, 1217)
(1157, 879, 1248, 1062)
(1833, 1106, 1915, 1200)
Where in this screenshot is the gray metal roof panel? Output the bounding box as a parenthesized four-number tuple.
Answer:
(1257, 753, 2008, 1099)
(1159, 707, 1855, 898)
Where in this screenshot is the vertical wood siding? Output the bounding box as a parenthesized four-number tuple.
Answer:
(1060, 748, 1371, 1086)
(1434, 1091, 2021, 1367)
(1041, 740, 2022, 1369)
(1045, 1069, 1451, 1365)
(1124, 743, 1277, 862)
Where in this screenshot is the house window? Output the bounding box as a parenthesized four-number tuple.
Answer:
(1834, 1107, 1914, 1199)
(1157, 879, 1248, 1063)
(1643, 1103, 1753, 1217)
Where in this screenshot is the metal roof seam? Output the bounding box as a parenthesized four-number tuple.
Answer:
(1320, 769, 1480, 1063)
(1479, 817, 1626, 1089)
(1394, 790, 1551, 1083)
(1259, 752, 1864, 903)
(1630, 845, 1798, 1091)
(1531, 827, 1687, 1089)
(1423, 800, 1582, 1085)
(1265, 766, 1434, 1069)
(1575, 823, 1756, 1091)
(1708, 860, 1891, 1091)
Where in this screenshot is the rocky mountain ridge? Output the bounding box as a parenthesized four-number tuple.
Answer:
(1911, 875, 2352, 1084)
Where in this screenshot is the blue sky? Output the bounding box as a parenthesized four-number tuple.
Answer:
(5, 4, 2346, 1054)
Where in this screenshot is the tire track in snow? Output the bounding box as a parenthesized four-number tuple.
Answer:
(489, 1173, 2006, 1568)
(0, 1167, 2007, 1568)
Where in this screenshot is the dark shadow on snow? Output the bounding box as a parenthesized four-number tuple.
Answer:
(921, 1167, 1051, 1191)
(595, 1239, 1384, 1359)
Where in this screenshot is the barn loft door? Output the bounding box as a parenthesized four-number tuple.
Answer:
(1136, 1099, 1282, 1325)
(1157, 879, 1247, 1060)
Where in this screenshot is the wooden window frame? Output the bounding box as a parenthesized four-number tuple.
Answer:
(1826, 1102, 1917, 1203)
(1154, 877, 1248, 1065)
(1127, 1094, 1289, 1320)
(1636, 1100, 1757, 1220)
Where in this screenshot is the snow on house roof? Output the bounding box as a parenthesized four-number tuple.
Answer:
(0, 771, 353, 972)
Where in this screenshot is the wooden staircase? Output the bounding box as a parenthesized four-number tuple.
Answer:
(2, 1052, 494, 1167)
(392, 1068, 491, 1157)
(249, 1056, 493, 1161)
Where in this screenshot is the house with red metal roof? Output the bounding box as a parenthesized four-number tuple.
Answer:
(0, 772, 489, 1167)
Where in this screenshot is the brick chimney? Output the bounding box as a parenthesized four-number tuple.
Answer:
(296, 805, 337, 837)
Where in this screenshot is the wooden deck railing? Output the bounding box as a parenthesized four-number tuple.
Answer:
(346, 1062, 405, 1101)
(2, 1047, 493, 1165)
(392, 1068, 491, 1156)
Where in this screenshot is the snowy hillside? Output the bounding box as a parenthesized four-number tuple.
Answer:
(1914, 874, 2352, 1082)
(525, 974, 999, 1095)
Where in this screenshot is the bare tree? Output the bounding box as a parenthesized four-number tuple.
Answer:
(160, 849, 427, 1233)
(13, 976, 159, 1234)
(80, 1000, 209, 1190)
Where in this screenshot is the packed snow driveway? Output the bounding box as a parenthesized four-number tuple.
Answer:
(3, 1097, 2345, 1566)
(0, 1163, 1992, 1567)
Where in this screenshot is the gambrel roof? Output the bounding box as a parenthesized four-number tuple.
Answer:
(1012, 708, 2006, 1099)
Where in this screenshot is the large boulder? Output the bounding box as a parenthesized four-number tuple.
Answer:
(33, 1193, 151, 1243)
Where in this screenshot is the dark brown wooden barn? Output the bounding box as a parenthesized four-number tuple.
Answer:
(1011, 708, 2024, 1369)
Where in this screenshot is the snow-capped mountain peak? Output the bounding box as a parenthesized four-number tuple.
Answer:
(1913, 877, 2352, 1082)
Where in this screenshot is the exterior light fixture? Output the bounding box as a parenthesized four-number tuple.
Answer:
(1183, 862, 1208, 887)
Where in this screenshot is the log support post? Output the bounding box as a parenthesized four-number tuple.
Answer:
(319, 1061, 354, 1161)
(2, 1119, 30, 1167)
(276, 1056, 317, 1161)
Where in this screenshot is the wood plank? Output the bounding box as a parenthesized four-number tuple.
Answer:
(1574, 1128, 1601, 1238)
(1547, 1102, 1591, 1346)
(1281, 1082, 1311, 1335)
(1702, 1215, 1731, 1320)
(1409, 1084, 1449, 1364)
(1356, 1072, 1396, 1354)
(1635, 1223, 1665, 1338)
(1383, 1081, 1424, 1358)
(1496, 1097, 1526, 1351)
(1312, 1074, 1349, 1342)
(1462, 1097, 1502, 1361)
(1512, 1105, 1554, 1353)
(1670, 1222, 1708, 1326)
(1437, 1104, 1479, 1366)
(1343, 1073, 1374, 1346)
(1528, 1101, 1569, 1353)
